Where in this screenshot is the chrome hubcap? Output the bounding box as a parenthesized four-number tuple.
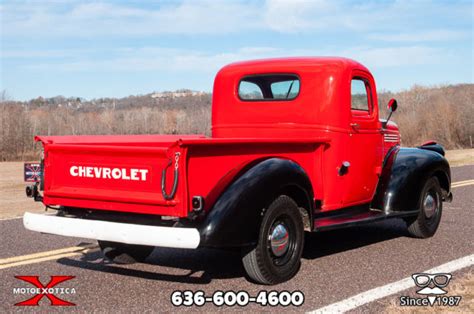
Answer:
(423, 194, 437, 218)
(269, 223, 289, 257)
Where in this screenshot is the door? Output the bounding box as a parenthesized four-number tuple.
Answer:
(343, 73, 383, 206)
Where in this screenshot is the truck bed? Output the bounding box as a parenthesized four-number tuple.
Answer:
(37, 134, 330, 217)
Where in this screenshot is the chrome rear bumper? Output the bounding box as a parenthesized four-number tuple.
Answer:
(23, 212, 200, 249)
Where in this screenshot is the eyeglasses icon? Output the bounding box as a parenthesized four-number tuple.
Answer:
(412, 273, 452, 288)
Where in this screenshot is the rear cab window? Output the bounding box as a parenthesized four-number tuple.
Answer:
(238, 74, 300, 101)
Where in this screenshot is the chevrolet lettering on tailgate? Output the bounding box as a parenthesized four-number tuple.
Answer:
(69, 166, 149, 181)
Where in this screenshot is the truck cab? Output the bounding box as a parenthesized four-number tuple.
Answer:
(24, 57, 452, 285)
(213, 58, 392, 209)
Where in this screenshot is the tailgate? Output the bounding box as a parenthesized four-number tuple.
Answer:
(36, 135, 202, 217)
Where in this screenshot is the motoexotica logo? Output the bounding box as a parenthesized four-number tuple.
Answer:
(13, 276, 76, 306)
(399, 273, 462, 307)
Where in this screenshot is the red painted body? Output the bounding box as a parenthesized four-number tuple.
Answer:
(36, 57, 400, 217)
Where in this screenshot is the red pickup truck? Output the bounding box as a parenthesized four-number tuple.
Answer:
(24, 57, 452, 285)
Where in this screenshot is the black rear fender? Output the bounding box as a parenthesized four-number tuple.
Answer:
(198, 158, 314, 248)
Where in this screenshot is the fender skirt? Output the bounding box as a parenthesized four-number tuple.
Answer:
(371, 146, 451, 214)
(198, 158, 313, 248)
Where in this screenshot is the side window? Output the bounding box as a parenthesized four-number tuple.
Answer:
(238, 81, 264, 100)
(351, 79, 370, 112)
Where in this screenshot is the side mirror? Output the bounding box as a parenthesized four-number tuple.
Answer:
(387, 98, 398, 112)
(383, 98, 398, 128)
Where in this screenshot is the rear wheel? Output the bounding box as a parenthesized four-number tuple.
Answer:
(406, 177, 443, 238)
(242, 195, 304, 285)
(98, 241, 154, 264)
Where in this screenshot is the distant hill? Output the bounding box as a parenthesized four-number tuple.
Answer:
(9, 89, 211, 112)
(0, 84, 472, 161)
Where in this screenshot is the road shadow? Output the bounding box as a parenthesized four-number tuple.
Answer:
(57, 218, 409, 284)
(57, 246, 244, 285)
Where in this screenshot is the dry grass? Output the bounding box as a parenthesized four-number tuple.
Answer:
(384, 268, 474, 313)
(445, 149, 474, 167)
(0, 162, 44, 219)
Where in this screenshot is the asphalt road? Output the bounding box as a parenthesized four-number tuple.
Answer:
(1, 165, 473, 312)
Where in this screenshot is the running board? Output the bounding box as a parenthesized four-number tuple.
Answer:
(313, 207, 418, 232)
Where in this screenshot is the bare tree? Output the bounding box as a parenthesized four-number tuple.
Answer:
(1, 85, 472, 161)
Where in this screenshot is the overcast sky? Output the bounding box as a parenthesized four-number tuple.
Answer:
(1, 0, 472, 101)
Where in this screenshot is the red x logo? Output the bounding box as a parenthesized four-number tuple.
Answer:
(14, 276, 76, 306)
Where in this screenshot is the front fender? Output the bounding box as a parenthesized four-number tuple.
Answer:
(198, 158, 313, 248)
(372, 146, 451, 213)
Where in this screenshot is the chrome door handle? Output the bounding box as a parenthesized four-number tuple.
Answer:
(350, 123, 360, 129)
